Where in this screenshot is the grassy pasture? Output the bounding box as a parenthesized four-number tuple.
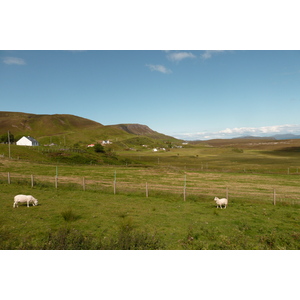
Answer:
(120, 145, 300, 174)
(1, 183, 300, 250)
(1, 140, 300, 249)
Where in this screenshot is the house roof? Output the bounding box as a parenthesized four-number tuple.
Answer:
(19, 136, 38, 143)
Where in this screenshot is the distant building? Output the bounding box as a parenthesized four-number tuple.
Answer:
(16, 136, 39, 146)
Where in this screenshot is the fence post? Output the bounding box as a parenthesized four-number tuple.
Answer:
(183, 175, 186, 201)
(146, 182, 149, 198)
(31, 174, 34, 188)
(55, 176, 58, 189)
(113, 180, 116, 194)
(82, 177, 86, 191)
(8, 172, 11, 184)
(226, 187, 229, 200)
(273, 189, 276, 205)
(113, 171, 116, 194)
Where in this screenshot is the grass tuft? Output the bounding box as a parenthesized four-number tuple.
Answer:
(61, 209, 80, 222)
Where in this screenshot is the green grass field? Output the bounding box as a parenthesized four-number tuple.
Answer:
(1, 183, 300, 250)
(1, 140, 300, 249)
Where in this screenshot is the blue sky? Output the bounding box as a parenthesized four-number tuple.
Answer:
(1, 50, 300, 140)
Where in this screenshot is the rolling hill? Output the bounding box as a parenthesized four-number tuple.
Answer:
(108, 124, 175, 140)
(0, 112, 103, 135)
(0, 112, 180, 147)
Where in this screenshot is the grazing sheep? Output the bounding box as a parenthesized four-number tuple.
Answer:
(13, 195, 38, 208)
(214, 197, 228, 209)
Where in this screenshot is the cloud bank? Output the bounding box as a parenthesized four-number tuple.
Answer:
(166, 51, 196, 62)
(146, 64, 172, 74)
(2, 57, 26, 65)
(172, 124, 300, 140)
(147, 50, 224, 75)
(201, 50, 225, 60)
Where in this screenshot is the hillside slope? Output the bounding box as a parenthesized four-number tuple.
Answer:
(109, 123, 179, 141)
(0, 112, 103, 136)
(0, 112, 181, 146)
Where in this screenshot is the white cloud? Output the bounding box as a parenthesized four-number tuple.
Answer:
(172, 124, 300, 140)
(167, 51, 196, 62)
(2, 57, 26, 65)
(201, 50, 225, 60)
(146, 64, 172, 74)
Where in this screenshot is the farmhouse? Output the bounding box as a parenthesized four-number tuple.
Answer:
(16, 136, 39, 146)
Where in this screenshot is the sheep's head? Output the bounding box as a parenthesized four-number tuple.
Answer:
(214, 197, 219, 202)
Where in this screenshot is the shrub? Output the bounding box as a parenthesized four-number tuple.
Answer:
(94, 143, 105, 153)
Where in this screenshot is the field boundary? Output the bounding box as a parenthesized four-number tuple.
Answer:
(1, 171, 300, 206)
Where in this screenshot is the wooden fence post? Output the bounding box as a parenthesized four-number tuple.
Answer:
(183, 175, 187, 201)
(8, 172, 11, 184)
(226, 187, 229, 200)
(273, 189, 276, 205)
(82, 177, 86, 191)
(113, 171, 116, 194)
(146, 182, 149, 198)
(31, 174, 34, 188)
(55, 176, 58, 189)
(113, 180, 116, 194)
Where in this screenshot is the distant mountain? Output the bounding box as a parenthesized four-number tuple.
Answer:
(232, 135, 276, 140)
(271, 134, 300, 140)
(233, 134, 300, 140)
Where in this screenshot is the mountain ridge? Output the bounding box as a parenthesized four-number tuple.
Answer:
(233, 134, 300, 140)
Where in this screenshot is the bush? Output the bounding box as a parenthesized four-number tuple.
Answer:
(94, 143, 105, 153)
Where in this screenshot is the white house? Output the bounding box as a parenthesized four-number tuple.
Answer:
(16, 136, 39, 146)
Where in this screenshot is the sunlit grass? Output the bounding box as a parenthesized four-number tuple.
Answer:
(1, 140, 300, 249)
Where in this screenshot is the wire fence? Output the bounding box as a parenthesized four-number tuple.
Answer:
(1, 171, 300, 206)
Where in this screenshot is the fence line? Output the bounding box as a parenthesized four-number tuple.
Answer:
(1, 171, 300, 205)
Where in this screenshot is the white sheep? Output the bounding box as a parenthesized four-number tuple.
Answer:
(13, 195, 38, 208)
(214, 197, 228, 209)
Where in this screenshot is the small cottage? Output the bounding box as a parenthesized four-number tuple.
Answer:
(16, 136, 39, 146)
